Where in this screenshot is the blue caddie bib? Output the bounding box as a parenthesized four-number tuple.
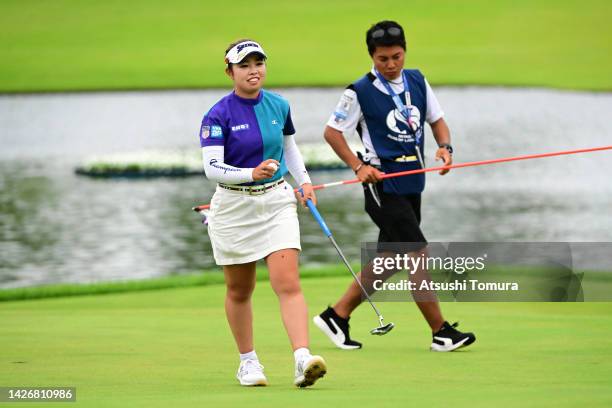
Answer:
(352, 69, 428, 194)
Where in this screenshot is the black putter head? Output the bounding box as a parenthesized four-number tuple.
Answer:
(370, 322, 395, 336)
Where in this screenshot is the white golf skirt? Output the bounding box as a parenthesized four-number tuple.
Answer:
(206, 180, 301, 265)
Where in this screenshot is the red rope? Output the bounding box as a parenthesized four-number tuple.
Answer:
(193, 145, 612, 212)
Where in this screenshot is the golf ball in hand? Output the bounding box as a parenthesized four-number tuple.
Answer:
(268, 163, 278, 172)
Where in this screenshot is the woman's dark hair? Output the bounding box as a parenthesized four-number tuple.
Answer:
(224, 38, 265, 71)
(366, 21, 406, 56)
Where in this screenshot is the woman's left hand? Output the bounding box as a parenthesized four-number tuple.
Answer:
(295, 183, 317, 208)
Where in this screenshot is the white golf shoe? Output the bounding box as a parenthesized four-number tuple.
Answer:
(294, 354, 327, 388)
(236, 359, 268, 386)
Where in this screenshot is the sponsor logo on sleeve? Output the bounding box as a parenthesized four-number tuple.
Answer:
(201, 125, 210, 139)
(210, 125, 223, 139)
(333, 91, 355, 123)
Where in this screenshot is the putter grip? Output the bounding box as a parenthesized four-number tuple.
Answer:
(298, 188, 332, 237)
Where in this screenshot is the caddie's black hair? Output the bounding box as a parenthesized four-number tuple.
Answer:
(366, 20, 406, 56)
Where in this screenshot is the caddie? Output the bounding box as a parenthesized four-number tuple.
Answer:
(313, 20, 476, 352)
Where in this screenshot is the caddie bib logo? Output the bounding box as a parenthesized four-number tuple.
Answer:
(385, 105, 421, 136)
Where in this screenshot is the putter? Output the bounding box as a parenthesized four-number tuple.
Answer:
(299, 189, 394, 336)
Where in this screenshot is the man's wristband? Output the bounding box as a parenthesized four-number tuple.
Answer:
(353, 163, 364, 173)
(439, 143, 454, 154)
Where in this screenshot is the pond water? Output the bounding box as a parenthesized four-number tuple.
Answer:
(1, 87, 611, 288)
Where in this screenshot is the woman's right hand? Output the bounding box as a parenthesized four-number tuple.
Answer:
(252, 159, 280, 181)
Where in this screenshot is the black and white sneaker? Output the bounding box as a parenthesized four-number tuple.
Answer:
(431, 321, 476, 352)
(313, 307, 362, 350)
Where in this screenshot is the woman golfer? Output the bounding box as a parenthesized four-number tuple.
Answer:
(198, 39, 327, 387)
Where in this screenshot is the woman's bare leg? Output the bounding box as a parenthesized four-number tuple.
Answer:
(223, 262, 257, 353)
(266, 249, 308, 350)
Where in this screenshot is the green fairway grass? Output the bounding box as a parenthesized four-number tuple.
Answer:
(0, 265, 354, 302)
(1, 0, 611, 92)
(2, 275, 612, 407)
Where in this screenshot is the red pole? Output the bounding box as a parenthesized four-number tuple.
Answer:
(193, 145, 612, 212)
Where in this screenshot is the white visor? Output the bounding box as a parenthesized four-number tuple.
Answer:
(225, 41, 267, 64)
